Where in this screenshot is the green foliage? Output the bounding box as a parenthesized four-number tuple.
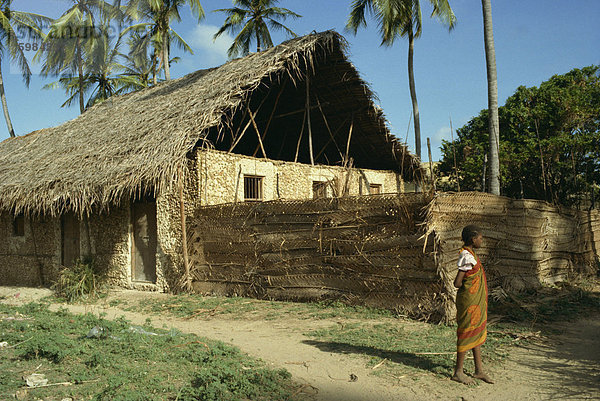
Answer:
(0, 3, 50, 86)
(305, 320, 516, 378)
(179, 360, 292, 401)
(0, 2, 51, 136)
(0, 303, 299, 400)
(125, 0, 205, 80)
(214, 0, 302, 58)
(438, 66, 600, 207)
(346, 0, 456, 44)
(131, 293, 395, 321)
(51, 258, 105, 302)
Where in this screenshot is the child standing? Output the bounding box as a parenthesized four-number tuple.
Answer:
(452, 225, 494, 385)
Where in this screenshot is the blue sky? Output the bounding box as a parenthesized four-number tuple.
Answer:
(2, 0, 599, 161)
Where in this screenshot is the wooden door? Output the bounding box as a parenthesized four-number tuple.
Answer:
(132, 201, 157, 282)
(61, 213, 80, 267)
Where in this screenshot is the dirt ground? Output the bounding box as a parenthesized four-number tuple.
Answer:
(1, 286, 599, 401)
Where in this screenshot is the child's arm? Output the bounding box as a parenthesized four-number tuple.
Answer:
(454, 270, 466, 288)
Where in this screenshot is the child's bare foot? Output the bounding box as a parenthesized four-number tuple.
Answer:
(451, 372, 474, 385)
(473, 372, 494, 384)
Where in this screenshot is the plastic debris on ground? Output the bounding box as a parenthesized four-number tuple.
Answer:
(24, 373, 48, 387)
(129, 326, 158, 336)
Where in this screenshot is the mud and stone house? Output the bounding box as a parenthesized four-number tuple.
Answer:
(0, 31, 422, 292)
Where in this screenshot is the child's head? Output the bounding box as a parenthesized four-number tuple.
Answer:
(461, 225, 482, 248)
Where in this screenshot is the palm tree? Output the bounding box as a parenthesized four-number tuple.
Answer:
(119, 32, 156, 89)
(37, 0, 118, 114)
(347, 0, 455, 162)
(0, 1, 50, 137)
(214, 0, 301, 58)
(481, 0, 499, 195)
(126, 0, 204, 80)
(43, 23, 140, 109)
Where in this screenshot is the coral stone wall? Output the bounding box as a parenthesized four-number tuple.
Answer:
(0, 213, 60, 286)
(155, 158, 201, 292)
(86, 205, 131, 287)
(0, 207, 131, 288)
(196, 149, 405, 205)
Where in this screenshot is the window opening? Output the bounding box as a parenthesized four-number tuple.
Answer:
(244, 175, 264, 201)
(313, 181, 328, 199)
(369, 184, 382, 195)
(12, 214, 25, 237)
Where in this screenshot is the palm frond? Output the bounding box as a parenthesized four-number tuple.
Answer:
(266, 19, 297, 38)
(262, 7, 301, 20)
(215, 0, 302, 59)
(228, 20, 254, 58)
(169, 28, 193, 54)
(428, 0, 456, 30)
(346, 0, 372, 34)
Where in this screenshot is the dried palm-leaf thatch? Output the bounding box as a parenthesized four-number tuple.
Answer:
(0, 30, 421, 217)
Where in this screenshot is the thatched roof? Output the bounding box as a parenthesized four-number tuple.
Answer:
(0, 30, 421, 216)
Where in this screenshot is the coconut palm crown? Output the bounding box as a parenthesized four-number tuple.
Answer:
(214, 0, 301, 59)
(0, 1, 50, 136)
(347, 0, 456, 161)
(125, 0, 204, 80)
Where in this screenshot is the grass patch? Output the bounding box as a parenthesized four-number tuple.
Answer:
(303, 320, 520, 379)
(0, 303, 301, 400)
(129, 294, 394, 321)
(131, 295, 260, 319)
(304, 281, 600, 380)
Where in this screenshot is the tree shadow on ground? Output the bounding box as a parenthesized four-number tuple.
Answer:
(302, 339, 451, 374)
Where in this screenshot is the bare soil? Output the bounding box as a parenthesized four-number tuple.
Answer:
(1, 286, 599, 401)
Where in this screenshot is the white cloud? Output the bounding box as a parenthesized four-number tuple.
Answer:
(422, 126, 453, 161)
(434, 126, 451, 142)
(189, 24, 233, 66)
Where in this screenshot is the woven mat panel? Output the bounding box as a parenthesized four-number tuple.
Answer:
(186, 193, 448, 321)
(425, 192, 600, 294)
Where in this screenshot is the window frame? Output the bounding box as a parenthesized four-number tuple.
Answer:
(12, 213, 25, 237)
(369, 183, 382, 195)
(312, 181, 329, 199)
(243, 175, 264, 202)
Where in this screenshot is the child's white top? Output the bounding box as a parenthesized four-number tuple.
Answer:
(457, 249, 477, 272)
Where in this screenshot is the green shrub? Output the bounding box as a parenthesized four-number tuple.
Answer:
(179, 361, 293, 401)
(52, 258, 105, 302)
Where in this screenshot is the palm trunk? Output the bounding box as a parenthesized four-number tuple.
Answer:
(0, 61, 15, 137)
(76, 39, 85, 114)
(163, 32, 170, 80)
(407, 28, 421, 161)
(256, 31, 261, 52)
(482, 0, 500, 195)
(152, 52, 157, 85)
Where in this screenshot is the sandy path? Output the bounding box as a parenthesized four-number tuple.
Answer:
(1, 287, 599, 401)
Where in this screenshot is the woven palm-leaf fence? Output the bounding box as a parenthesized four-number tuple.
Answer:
(187, 193, 452, 320)
(187, 192, 599, 322)
(424, 192, 600, 319)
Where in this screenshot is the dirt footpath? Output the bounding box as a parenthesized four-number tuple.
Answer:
(1, 287, 599, 401)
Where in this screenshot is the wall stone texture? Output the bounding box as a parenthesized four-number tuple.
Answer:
(1, 149, 407, 290)
(196, 149, 406, 205)
(0, 213, 60, 286)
